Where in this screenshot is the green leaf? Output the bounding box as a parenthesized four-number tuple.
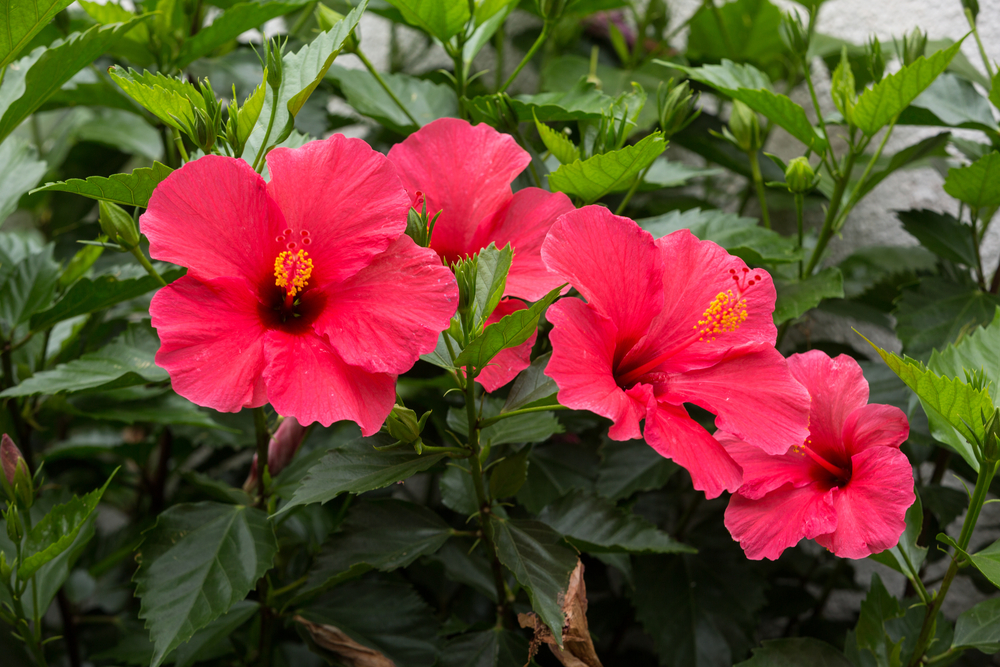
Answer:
(455, 286, 561, 371)
(638, 207, 801, 264)
(597, 437, 677, 501)
(539, 490, 693, 554)
(853, 40, 965, 136)
(0, 0, 74, 69)
(854, 573, 905, 666)
(535, 117, 580, 165)
(685, 0, 787, 73)
(0, 18, 151, 144)
(852, 132, 951, 201)
(448, 397, 563, 447)
(0, 137, 46, 221)
(838, 245, 936, 300)
(439, 465, 478, 515)
(896, 209, 977, 266)
(870, 492, 927, 585)
(953, 597, 1000, 653)
(773, 268, 844, 325)
(473, 243, 513, 330)
(384, 0, 469, 41)
(135, 502, 278, 667)
(298, 499, 451, 598)
(276, 434, 446, 515)
(735, 638, 854, 667)
(1, 322, 167, 397)
(438, 629, 529, 667)
(499, 77, 611, 122)
(69, 390, 229, 430)
(0, 240, 59, 337)
(502, 352, 557, 413)
(30, 263, 183, 331)
(174, 601, 258, 667)
(107, 66, 202, 132)
(517, 442, 597, 514)
(488, 516, 578, 645)
(488, 449, 530, 499)
(19, 472, 115, 578)
(177, 1, 307, 68)
(327, 64, 457, 135)
(548, 132, 667, 204)
(943, 151, 1000, 210)
(900, 73, 996, 133)
(299, 579, 440, 667)
(639, 158, 722, 190)
(78, 0, 153, 66)
(671, 59, 772, 93)
(31, 161, 173, 207)
(894, 276, 1000, 360)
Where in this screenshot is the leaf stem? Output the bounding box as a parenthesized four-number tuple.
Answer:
(794, 193, 805, 279)
(964, 8, 995, 80)
(803, 63, 836, 177)
(128, 246, 168, 287)
(251, 94, 280, 174)
(498, 22, 550, 93)
(748, 150, 771, 229)
(615, 162, 653, 216)
(354, 47, 419, 128)
(479, 404, 568, 429)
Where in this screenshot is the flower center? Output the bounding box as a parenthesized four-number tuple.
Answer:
(274, 249, 313, 309)
(792, 439, 851, 485)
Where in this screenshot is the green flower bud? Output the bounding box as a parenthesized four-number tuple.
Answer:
(728, 100, 761, 153)
(895, 27, 927, 67)
(656, 79, 700, 138)
(263, 38, 284, 92)
(13, 458, 32, 510)
(384, 404, 431, 451)
(963, 0, 980, 21)
(98, 201, 141, 250)
(780, 10, 810, 62)
(982, 408, 1000, 464)
(0, 551, 11, 581)
(784, 157, 817, 194)
(190, 107, 217, 153)
(453, 255, 478, 321)
(4, 506, 22, 543)
(866, 36, 885, 84)
(537, 0, 567, 21)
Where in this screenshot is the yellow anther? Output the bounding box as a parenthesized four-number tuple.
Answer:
(274, 250, 313, 297)
(695, 290, 748, 341)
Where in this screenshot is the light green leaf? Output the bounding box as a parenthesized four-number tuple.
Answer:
(535, 117, 580, 165)
(503, 77, 611, 121)
(548, 132, 666, 204)
(901, 73, 996, 133)
(177, 1, 308, 68)
(0, 136, 47, 221)
(539, 490, 693, 554)
(669, 59, 772, 94)
(135, 502, 278, 667)
(870, 492, 927, 586)
(773, 268, 844, 325)
(897, 209, 977, 266)
(455, 286, 561, 371)
(597, 437, 677, 501)
(488, 516, 578, 645)
(943, 151, 1000, 210)
(736, 638, 854, 667)
(234, 76, 266, 148)
(0, 0, 74, 69)
(32, 161, 173, 208)
(108, 66, 202, 132)
(384, 0, 469, 41)
(953, 597, 1000, 653)
(78, 0, 153, 66)
(502, 352, 557, 413)
(853, 40, 964, 136)
(473, 243, 513, 330)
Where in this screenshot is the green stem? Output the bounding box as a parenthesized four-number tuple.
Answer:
(479, 404, 568, 429)
(498, 23, 550, 93)
(288, 1, 317, 36)
(803, 147, 859, 276)
(803, 65, 836, 177)
(965, 8, 995, 80)
(829, 117, 898, 236)
(615, 163, 653, 216)
(794, 193, 805, 279)
(252, 406, 273, 667)
(354, 47, 419, 127)
(898, 545, 930, 605)
(128, 246, 168, 287)
(748, 151, 771, 229)
(171, 128, 190, 164)
(251, 94, 280, 174)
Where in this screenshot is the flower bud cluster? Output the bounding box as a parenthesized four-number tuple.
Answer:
(656, 79, 700, 138)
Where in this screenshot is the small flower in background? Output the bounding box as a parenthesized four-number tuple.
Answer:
(719, 350, 913, 560)
(1, 433, 21, 486)
(541, 206, 810, 498)
(143, 136, 458, 433)
(387, 118, 574, 390)
(243, 417, 306, 491)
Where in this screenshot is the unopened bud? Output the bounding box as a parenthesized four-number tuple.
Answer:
(99, 201, 141, 250)
(657, 79, 700, 138)
(384, 405, 430, 450)
(983, 408, 1000, 464)
(1, 435, 20, 488)
(243, 417, 306, 491)
(728, 100, 761, 153)
(866, 36, 885, 84)
(895, 27, 927, 67)
(538, 0, 567, 21)
(264, 38, 284, 92)
(784, 157, 817, 194)
(190, 108, 217, 153)
(780, 10, 810, 61)
(453, 256, 478, 320)
(0, 551, 10, 580)
(4, 507, 21, 543)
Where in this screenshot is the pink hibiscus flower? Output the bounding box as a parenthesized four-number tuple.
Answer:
(719, 350, 913, 560)
(541, 206, 810, 498)
(143, 135, 458, 433)
(387, 118, 574, 391)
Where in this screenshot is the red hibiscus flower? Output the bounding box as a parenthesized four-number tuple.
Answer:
(143, 136, 458, 433)
(719, 350, 913, 560)
(387, 118, 573, 391)
(541, 206, 810, 498)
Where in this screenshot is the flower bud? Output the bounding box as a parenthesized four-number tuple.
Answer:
(963, 0, 979, 20)
(4, 506, 22, 543)
(453, 255, 478, 322)
(0, 551, 10, 581)
(866, 36, 885, 84)
(982, 408, 1000, 464)
(243, 417, 306, 491)
(99, 201, 141, 250)
(537, 0, 567, 21)
(656, 79, 700, 138)
(1, 434, 20, 488)
(784, 157, 817, 194)
(190, 108, 217, 153)
(259, 38, 284, 93)
(728, 100, 761, 153)
(895, 27, 927, 67)
(780, 10, 810, 62)
(384, 404, 431, 451)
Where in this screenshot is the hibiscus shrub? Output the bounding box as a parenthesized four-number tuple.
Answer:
(3, 0, 1000, 666)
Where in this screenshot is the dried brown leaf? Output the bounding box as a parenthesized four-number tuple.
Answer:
(517, 560, 603, 667)
(295, 616, 395, 667)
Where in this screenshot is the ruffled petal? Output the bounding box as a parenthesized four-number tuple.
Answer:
(716, 430, 822, 500)
(815, 446, 915, 559)
(262, 330, 396, 434)
(725, 483, 837, 560)
(313, 235, 457, 375)
(142, 155, 285, 286)
(661, 345, 810, 455)
(477, 299, 535, 392)
(643, 402, 742, 498)
(387, 118, 529, 263)
(266, 135, 410, 287)
(545, 297, 646, 440)
(471, 188, 574, 302)
(842, 404, 909, 455)
(787, 351, 869, 464)
(150, 275, 268, 413)
(541, 206, 663, 352)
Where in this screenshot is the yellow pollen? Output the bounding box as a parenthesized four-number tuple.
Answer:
(692, 290, 748, 341)
(274, 250, 313, 297)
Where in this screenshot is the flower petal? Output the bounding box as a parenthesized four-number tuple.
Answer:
(142, 155, 285, 286)
(716, 430, 821, 500)
(725, 483, 837, 560)
(545, 297, 646, 440)
(842, 404, 909, 454)
(477, 299, 535, 392)
(815, 446, 915, 559)
(542, 206, 663, 351)
(662, 345, 810, 455)
(314, 235, 458, 375)
(644, 402, 743, 498)
(150, 275, 268, 413)
(387, 118, 529, 263)
(266, 134, 410, 287)
(471, 187, 574, 301)
(262, 330, 395, 434)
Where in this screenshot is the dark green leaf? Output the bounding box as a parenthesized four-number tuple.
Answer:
(773, 268, 844, 325)
(855, 573, 905, 665)
(69, 390, 230, 430)
(501, 77, 611, 122)
(736, 638, 854, 667)
(438, 629, 530, 667)
(0, 240, 59, 337)
(943, 151, 1000, 210)
(597, 437, 677, 501)
(838, 245, 936, 300)
(900, 74, 996, 133)
(439, 465, 478, 515)
(639, 158, 722, 189)
(489, 516, 578, 644)
(953, 597, 1000, 653)
(383, 0, 469, 41)
(894, 276, 1000, 360)
(919, 484, 968, 529)
(548, 133, 667, 204)
(517, 442, 597, 513)
(135, 502, 278, 667)
(967, 538, 1000, 589)
(685, 0, 787, 73)
(0, 0, 74, 68)
(488, 449, 529, 499)
(896, 209, 977, 266)
(870, 492, 926, 585)
(31, 162, 173, 208)
(177, 1, 308, 68)
(0, 137, 47, 221)
(502, 352, 557, 413)
(449, 397, 563, 447)
(455, 286, 561, 371)
(174, 601, 258, 667)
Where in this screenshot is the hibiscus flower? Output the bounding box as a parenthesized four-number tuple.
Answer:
(541, 206, 810, 498)
(719, 350, 913, 560)
(387, 117, 573, 390)
(143, 136, 458, 433)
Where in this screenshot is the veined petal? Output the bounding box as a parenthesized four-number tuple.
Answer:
(842, 404, 909, 455)
(725, 483, 837, 560)
(477, 299, 535, 392)
(150, 275, 268, 413)
(716, 430, 820, 500)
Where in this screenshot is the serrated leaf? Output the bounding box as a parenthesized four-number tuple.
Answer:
(517, 442, 597, 514)
(438, 629, 529, 667)
(31, 161, 173, 207)
(548, 132, 666, 204)
(488, 516, 578, 645)
(177, 1, 307, 68)
(384, 0, 469, 41)
(685, 0, 786, 73)
(18, 472, 115, 578)
(535, 117, 580, 165)
(488, 449, 529, 499)
(870, 491, 927, 585)
(953, 597, 1000, 653)
(0, 136, 46, 222)
(135, 502, 278, 667)
(1, 322, 167, 397)
(670, 59, 772, 93)
(855, 573, 905, 666)
(449, 396, 563, 446)
(853, 40, 965, 135)
(539, 490, 693, 554)
(276, 434, 446, 515)
(500, 77, 612, 122)
(894, 277, 1000, 360)
(896, 209, 977, 266)
(502, 352, 557, 413)
(474, 243, 513, 330)
(597, 437, 678, 501)
(0, 0, 74, 69)
(736, 638, 854, 667)
(773, 268, 844, 325)
(108, 66, 201, 132)
(943, 151, 1000, 210)
(456, 286, 561, 371)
